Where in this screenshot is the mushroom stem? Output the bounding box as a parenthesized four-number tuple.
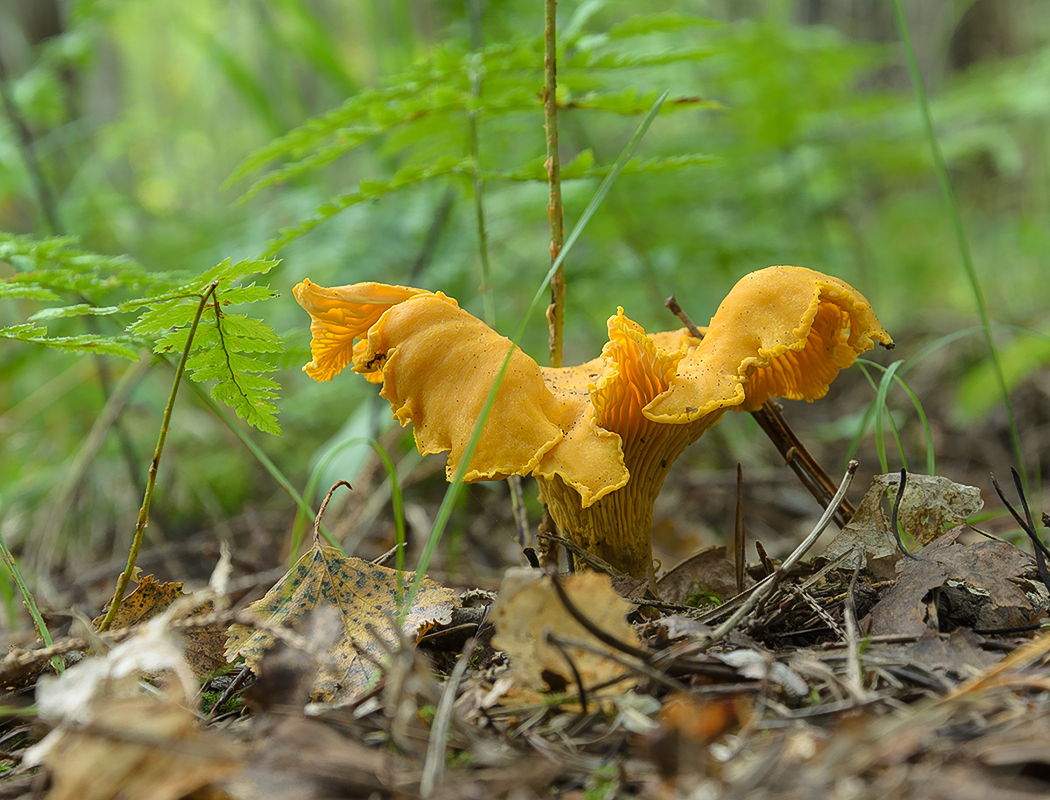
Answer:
(537, 411, 724, 579)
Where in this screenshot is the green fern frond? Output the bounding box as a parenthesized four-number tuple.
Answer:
(490, 151, 717, 182)
(564, 47, 716, 71)
(3, 239, 284, 435)
(0, 323, 141, 360)
(562, 88, 720, 115)
(616, 153, 721, 175)
(0, 284, 61, 300)
(0, 233, 175, 300)
(605, 12, 720, 38)
(217, 284, 279, 306)
(230, 11, 720, 253)
(225, 39, 491, 191)
(196, 256, 279, 285)
(123, 257, 284, 434)
(261, 157, 474, 256)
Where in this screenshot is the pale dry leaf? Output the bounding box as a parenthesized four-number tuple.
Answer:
(490, 568, 640, 699)
(38, 697, 241, 800)
(27, 614, 208, 784)
(820, 473, 983, 577)
(32, 613, 197, 736)
(224, 544, 460, 705)
(892, 473, 983, 546)
(819, 475, 900, 578)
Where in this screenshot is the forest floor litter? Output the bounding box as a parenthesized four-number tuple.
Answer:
(2, 342, 1050, 800)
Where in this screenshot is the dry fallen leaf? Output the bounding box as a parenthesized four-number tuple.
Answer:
(224, 544, 461, 705)
(895, 473, 984, 546)
(658, 545, 747, 605)
(490, 569, 640, 700)
(898, 629, 1001, 679)
(819, 475, 900, 578)
(821, 473, 984, 579)
(867, 527, 1035, 637)
(93, 573, 184, 629)
(38, 697, 242, 800)
(93, 573, 227, 678)
(26, 613, 237, 800)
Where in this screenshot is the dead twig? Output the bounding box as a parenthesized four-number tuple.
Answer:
(507, 475, 532, 550)
(538, 533, 621, 576)
(991, 468, 1050, 593)
(314, 480, 353, 545)
(205, 666, 253, 722)
(843, 565, 868, 700)
(734, 463, 746, 595)
(545, 630, 691, 694)
(697, 461, 858, 652)
(544, 629, 591, 714)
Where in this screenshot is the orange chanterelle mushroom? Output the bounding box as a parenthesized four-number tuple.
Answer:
(294, 266, 892, 582)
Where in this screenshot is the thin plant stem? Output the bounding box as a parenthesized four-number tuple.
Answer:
(402, 92, 669, 616)
(891, 0, 1026, 490)
(0, 530, 63, 673)
(98, 283, 218, 632)
(183, 378, 341, 551)
(543, 0, 565, 367)
(0, 49, 60, 235)
(466, 0, 495, 327)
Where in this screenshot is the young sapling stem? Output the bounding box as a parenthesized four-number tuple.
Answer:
(98, 282, 218, 632)
(543, 0, 565, 368)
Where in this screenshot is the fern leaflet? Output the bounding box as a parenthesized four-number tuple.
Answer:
(2, 236, 285, 435)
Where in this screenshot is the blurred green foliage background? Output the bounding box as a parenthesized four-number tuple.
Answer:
(2, 0, 1049, 613)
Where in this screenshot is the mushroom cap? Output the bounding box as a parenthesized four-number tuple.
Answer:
(292, 279, 436, 381)
(643, 266, 893, 422)
(357, 294, 570, 482)
(294, 266, 891, 523)
(294, 281, 628, 502)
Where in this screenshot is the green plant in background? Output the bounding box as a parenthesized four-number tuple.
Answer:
(225, 10, 719, 259)
(2, 0, 1050, 613)
(1, 237, 282, 434)
(0, 233, 288, 576)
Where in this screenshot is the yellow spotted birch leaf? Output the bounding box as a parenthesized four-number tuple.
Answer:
(93, 574, 227, 678)
(224, 544, 460, 704)
(93, 574, 183, 629)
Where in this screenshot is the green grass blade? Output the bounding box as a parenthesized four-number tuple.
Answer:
(0, 523, 63, 674)
(858, 358, 935, 476)
(891, 0, 1026, 489)
(873, 360, 905, 474)
(403, 91, 670, 614)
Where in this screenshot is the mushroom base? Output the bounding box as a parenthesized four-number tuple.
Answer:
(535, 410, 725, 580)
